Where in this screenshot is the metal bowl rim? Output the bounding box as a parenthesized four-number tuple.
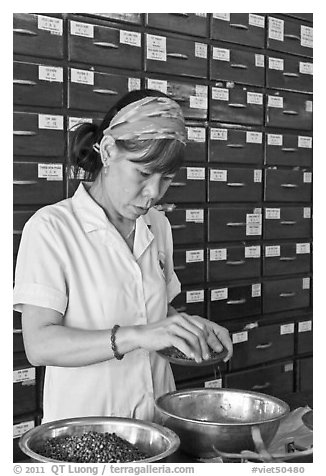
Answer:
(19, 416, 180, 463)
(155, 388, 290, 426)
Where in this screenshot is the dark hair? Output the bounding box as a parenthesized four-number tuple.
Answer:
(69, 89, 186, 181)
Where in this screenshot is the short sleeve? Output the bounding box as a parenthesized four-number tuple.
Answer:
(162, 216, 181, 303)
(13, 214, 68, 315)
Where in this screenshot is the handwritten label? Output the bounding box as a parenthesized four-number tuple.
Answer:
(303, 172, 312, 183)
(38, 114, 63, 130)
(299, 62, 313, 75)
(146, 78, 167, 94)
(186, 290, 204, 303)
(303, 207, 311, 219)
(38, 15, 63, 35)
(249, 14, 265, 28)
(268, 57, 284, 71)
(255, 54, 265, 68)
(146, 34, 166, 61)
(70, 21, 94, 38)
(128, 77, 141, 91)
(301, 25, 313, 48)
(298, 136, 312, 148)
(247, 92, 263, 105)
(187, 167, 205, 180)
(211, 288, 228, 301)
(211, 128, 228, 141)
(265, 208, 280, 220)
(268, 95, 283, 108)
(196, 85, 208, 97)
(120, 30, 141, 47)
(252, 283, 261, 297)
(38, 65, 63, 82)
(38, 163, 63, 181)
(268, 17, 284, 41)
(187, 127, 206, 142)
(189, 96, 207, 109)
(213, 47, 230, 62)
(280, 323, 295, 335)
(296, 243, 310, 254)
(212, 87, 229, 101)
(254, 170, 262, 183)
(305, 100, 313, 112)
(195, 42, 207, 58)
(265, 245, 281, 257)
(68, 117, 93, 130)
(245, 246, 261, 258)
(246, 131, 262, 144)
(186, 209, 204, 223)
(302, 277, 310, 289)
(186, 250, 204, 263)
(210, 248, 227, 261)
(268, 134, 283, 146)
(13, 421, 35, 439)
(13, 368, 35, 384)
(298, 320, 312, 333)
(205, 379, 222, 388)
(232, 331, 248, 344)
(70, 68, 94, 85)
(246, 214, 262, 236)
(210, 169, 227, 182)
(213, 14, 230, 21)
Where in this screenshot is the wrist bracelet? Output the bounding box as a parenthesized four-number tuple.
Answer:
(111, 324, 124, 360)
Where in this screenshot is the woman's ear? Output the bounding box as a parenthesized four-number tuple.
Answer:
(99, 135, 116, 166)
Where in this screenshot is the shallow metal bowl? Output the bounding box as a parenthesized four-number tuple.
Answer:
(19, 416, 180, 463)
(155, 388, 290, 459)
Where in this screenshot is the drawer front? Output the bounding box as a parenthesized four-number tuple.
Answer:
(68, 20, 142, 69)
(13, 363, 37, 416)
(208, 244, 261, 282)
(13, 61, 64, 107)
(230, 322, 295, 369)
(297, 357, 313, 392)
(208, 167, 262, 202)
(265, 133, 312, 167)
(13, 416, 38, 461)
(209, 282, 262, 322)
(209, 127, 263, 164)
(208, 207, 262, 242)
(211, 13, 266, 48)
(225, 361, 294, 396)
(263, 206, 312, 239)
(13, 162, 65, 205)
(263, 241, 311, 276)
(173, 249, 205, 285)
(211, 85, 264, 125)
(264, 169, 312, 202)
(13, 13, 64, 58)
(185, 125, 207, 162)
(165, 208, 205, 245)
(211, 45, 265, 86)
(263, 277, 311, 313)
(266, 91, 313, 130)
(284, 13, 313, 22)
(146, 13, 208, 37)
(297, 318, 313, 354)
(266, 54, 313, 93)
(161, 167, 206, 204)
(68, 68, 141, 112)
(13, 112, 65, 158)
(267, 16, 313, 58)
(13, 209, 38, 255)
(170, 289, 206, 317)
(91, 13, 142, 24)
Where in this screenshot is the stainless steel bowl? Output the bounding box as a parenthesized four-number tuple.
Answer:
(19, 416, 180, 463)
(155, 388, 290, 459)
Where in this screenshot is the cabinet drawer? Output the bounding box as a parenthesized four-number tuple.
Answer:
(297, 318, 313, 354)
(284, 13, 313, 22)
(263, 276, 311, 313)
(146, 13, 208, 37)
(13, 360, 37, 417)
(13, 162, 65, 205)
(165, 208, 205, 245)
(13, 209, 38, 255)
(208, 206, 262, 242)
(161, 167, 206, 204)
(210, 85, 264, 125)
(210, 45, 265, 86)
(91, 13, 142, 24)
(225, 361, 294, 397)
(13, 112, 65, 158)
(170, 288, 206, 317)
(263, 206, 312, 239)
(208, 167, 262, 202)
(68, 68, 141, 112)
(267, 16, 313, 58)
(297, 357, 313, 392)
(13, 13, 64, 58)
(263, 241, 311, 276)
(209, 126, 263, 164)
(211, 14, 266, 48)
(173, 249, 205, 286)
(13, 312, 25, 354)
(264, 169, 312, 202)
(230, 322, 295, 369)
(185, 125, 207, 162)
(266, 54, 313, 93)
(68, 20, 142, 70)
(266, 91, 312, 130)
(13, 416, 38, 462)
(208, 282, 262, 322)
(265, 133, 312, 167)
(13, 61, 64, 107)
(208, 244, 261, 282)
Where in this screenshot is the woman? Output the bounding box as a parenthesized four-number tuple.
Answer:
(13, 89, 233, 424)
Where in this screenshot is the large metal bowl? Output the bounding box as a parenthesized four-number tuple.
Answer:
(19, 416, 180, 463)
(155, 388, 290, 459)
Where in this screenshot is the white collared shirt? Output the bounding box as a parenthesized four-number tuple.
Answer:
(13, 183, 181, 423)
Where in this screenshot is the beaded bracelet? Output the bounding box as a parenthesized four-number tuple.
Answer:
(111, 324, 124, 360)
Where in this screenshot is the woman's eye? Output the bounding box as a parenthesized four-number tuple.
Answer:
(139, 170, 151, 178)
(163, 176, 174, 182)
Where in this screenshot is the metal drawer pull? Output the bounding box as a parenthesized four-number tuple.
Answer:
(229, 23, 248, 30)
(13, 180, 38, 185)
(227, 182, 245, 187)
(283, 72, 300, 78)
(227, 298, 246, 305)
(167, 53, 189, 60)
(230, 63, 248, 69)
(170, 182, 187, 187)
(13, 230, 22, 235)
(281, 183, 299, 188)
(252, 383, 270, 390)
(175, 306, 187, 312)
(279, 256, 296, 261)
(282, 110, 299, 115)
(13, 28, 37, 36)
(174, 265, 187, 271)
(226, 222, 246, 227)
(13, 79, 37, 86)
(171, 224, 186, 230)
(171, 13, 190, 17)
(284, 33, 301, 41)
(281, 147, 298, 152)
(93, 41, 119, 49)
(13, 130, 37, 136)
(92, 89, 118, 95)
(256, 342, 273, 350)
(226, 144, 244, 148)
(13, 329, 23, 334)
(280, 292, 296, 298)
(226, 260, 245, 266)
(228, 103, 246, 108)
(280, 220, 296, 225)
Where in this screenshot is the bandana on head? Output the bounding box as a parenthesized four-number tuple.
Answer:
(102, 96, 187, 145)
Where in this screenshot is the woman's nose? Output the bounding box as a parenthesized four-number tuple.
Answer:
(143, 174, 162, 201)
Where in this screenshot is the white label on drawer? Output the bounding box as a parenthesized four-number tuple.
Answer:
(13, 421, 35, 439)
(146, 34, 166, 61)
(68, 165, 86, 180)
(303, 207, 311, 218)
(268, 134, 283, 146)
(128, 77, 141, 91)
(211, 288, 228, 301)
(268, 57, 284, 71)
(186, 209, 204, 223)
(299, 62, 313, 75)
(195, 42, 207, 58)
(245, 246, 261, 258)
(246, 131, 262, 144)
(186, 290, 204, 303)
(68, 117, 92, 130)
(187, 167, 205, 180)
(296, 243, 310, 254)
(146, 78, 167, 94)
(195, 13, 207, 17)
(211, 128, 228, 141)
(212, 87, 229, 101)
(299, 320, 312, 332)
(13, 367, 35, 384)
(255, 54, 265, 68)
(254, 208, 262, 214)
(301, 25, 313, 48)
(210, 169, 227, 182)
(302, 277, 310, 289)
(189, 96, 208, 110)
(247, 92, 263, 105)
(70, 68, 94, 85)
(38, 15, 63, 35)
(268, 17, 284, 41)
(284, 362, 294, 372)
(120, 30, 141, 47)
(210, 248, 227, 261)
(70, 20, 94, 38)
(246, 214, 262, 236)
(232, 331, 248, 344)
(213, 13, 230, 21)
(298, 136, 312, 148)
(213, 47, 230, 62)
(38, 114, 63, 130)
(280, 323, 295, 335)
(265, 245, 281, 257)
(265, 208, 281, 219)
(249, 14, 265, 28)
(305, 100, 313, 112)
(268, 95, 284, 108)
(187, 127, 206, 142)
(195, 85, 208, 97)
(252, 283, 261, 297)
(38, 163, 63, 181)
(38, 65, 63, 83)
(186, 250, 204, 263)
(205, 378, 222, 388)
(254, 170, 262, 182)
(303, 172, 312, 183)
